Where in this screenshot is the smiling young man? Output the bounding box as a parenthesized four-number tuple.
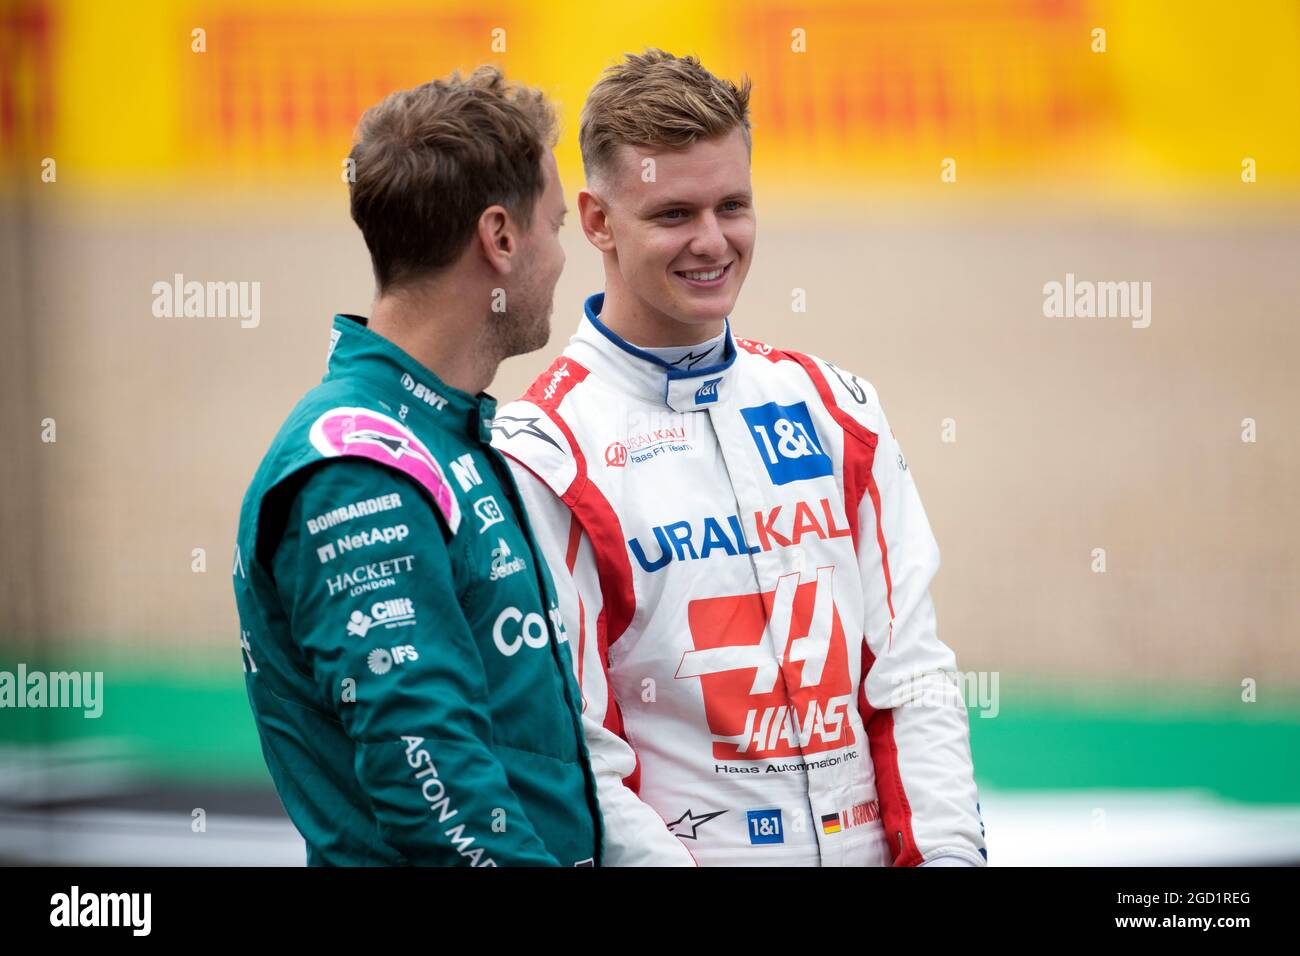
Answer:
(492, 50, 986, 867)
(233, 68, 600, 866)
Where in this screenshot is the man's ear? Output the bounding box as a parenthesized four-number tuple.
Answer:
(475, 205, 517, 275)
(578, 188, 616, 254)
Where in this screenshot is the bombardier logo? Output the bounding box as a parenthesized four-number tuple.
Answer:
(675, 567, 855, 760)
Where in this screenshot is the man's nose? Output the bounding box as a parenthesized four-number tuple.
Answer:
(689, 212, 728, 260)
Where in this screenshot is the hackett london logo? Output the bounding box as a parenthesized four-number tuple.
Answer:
(674, 567, 854, 760)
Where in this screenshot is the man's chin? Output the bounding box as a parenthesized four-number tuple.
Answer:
(670, 295, 736, 327)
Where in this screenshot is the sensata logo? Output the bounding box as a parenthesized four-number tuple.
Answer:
(675, 568, 854, 760)
(627, 498, 850, 572)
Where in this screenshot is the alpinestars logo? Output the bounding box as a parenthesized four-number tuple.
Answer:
(489, 414, 561, 450)
(666, 808, 726, 839)
(675, 567, 854, 760)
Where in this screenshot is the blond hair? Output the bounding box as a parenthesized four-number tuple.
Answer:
(579, 49, 751, 184)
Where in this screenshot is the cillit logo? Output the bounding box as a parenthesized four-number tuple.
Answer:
(604, 442, 628, 467)
(740, 401, 833, 485)
(347, 597, 416, 638)
(675, 567, 854, 760)
(695, 378, 722, 405)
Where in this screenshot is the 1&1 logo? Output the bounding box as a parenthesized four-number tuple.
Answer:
(740, 401, 833, 485)
(695, 377, 722, 405)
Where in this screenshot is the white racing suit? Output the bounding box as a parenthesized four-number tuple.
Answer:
(492, 294, 987, 867)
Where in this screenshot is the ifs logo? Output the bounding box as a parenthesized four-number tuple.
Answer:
(675, 567, 854, 760)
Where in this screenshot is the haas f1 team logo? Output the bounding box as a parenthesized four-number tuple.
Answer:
(675, 567, 855, 760)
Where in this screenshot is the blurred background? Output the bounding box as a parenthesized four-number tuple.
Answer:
(1, 0, 1298, 865)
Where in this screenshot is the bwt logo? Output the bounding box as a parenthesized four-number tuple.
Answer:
(400, 373, 449, 410)
(676, 568, 854, 760)
(695, 378, 722, 405)
(604, 442, 628, 467)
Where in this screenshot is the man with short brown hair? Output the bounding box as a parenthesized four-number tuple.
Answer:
(494, 50, 986, 867)
(234, 67, 600, 866)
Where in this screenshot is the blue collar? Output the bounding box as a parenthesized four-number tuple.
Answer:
(582, 293, 736, 379)
(578, 293, 738, 411)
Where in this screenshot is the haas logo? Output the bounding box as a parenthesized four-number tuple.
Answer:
(604, 442, 628, 467)
(675, 567, 854, 760)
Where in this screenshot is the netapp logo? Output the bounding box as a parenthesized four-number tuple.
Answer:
(50, 885, 151, 936)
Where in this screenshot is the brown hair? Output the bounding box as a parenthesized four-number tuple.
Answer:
(579, 49, 751, 184)
(348, 66, 558, 293)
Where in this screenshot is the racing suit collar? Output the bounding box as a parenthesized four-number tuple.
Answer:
(328, 314, 497, 441)
(573, 292, 737, 412)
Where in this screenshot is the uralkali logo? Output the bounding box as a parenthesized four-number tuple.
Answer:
(675, 567, 854, 760)
(604, 425, 692, 468)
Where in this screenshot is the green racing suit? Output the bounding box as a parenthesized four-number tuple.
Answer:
(232, 314, 601, 866)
